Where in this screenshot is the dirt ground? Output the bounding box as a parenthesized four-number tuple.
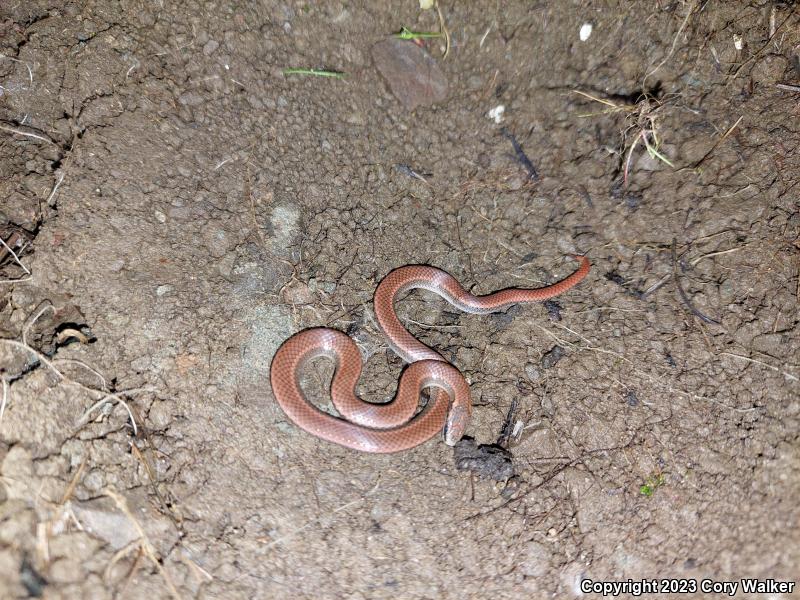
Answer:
(1, 1, 799, 598)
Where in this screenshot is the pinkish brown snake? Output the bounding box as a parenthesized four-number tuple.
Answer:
(270, 256, 590, 453)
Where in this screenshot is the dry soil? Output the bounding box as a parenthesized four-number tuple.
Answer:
(1, 1, 799, 599)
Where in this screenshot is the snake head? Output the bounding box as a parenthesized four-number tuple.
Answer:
(443, 403, 471, 446)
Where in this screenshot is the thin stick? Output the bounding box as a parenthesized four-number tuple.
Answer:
(60, 456, 88, 504)
(682, 115, 743, 170)
(0, 123, 55, 144)
(645, 0, 698, 82)
(720, 352, 798, 383)
(0, 337, 151, 435)
(0, 275, 32, 284)
(106, 540, 142, 581)
(405, 318, 463, 330)
(104, 488, 183, 600)
(623, 132, 642, 185)
(689, 245, 747, 267)
(1, 338, 65, 382)
(641, 273, 671, 299)
(0, 54, 33, 84)
(129, 442, 176, 525)
(642, 243, 747, 299)
(479, 25, 492, 49)
(118, 545, 145, 598)
(672, 238, 721, 325)
(23, 303, 53, 345)
(52, 358, 108, 389)
(435, 1, 451, 59)
(0, 236, 30, 275)
(0, 378, 8, 423)
(179, 554, 214, 583)
(46, 171, 65, 206)
(76, 391, 148, 436)
(572, 89, 627, 111)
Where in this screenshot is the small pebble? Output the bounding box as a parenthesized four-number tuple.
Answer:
(203, 40, 219, 55)
(487, 104, 505, 123)
(83, 469, 105, 492)
(541, 345, 566, 369)
(371, 38, 448, 110)
(148, 400, 173, 430)
(525, 362, 541, 381)
(544, 300, 562, 321)
(507, 176, 523, 191)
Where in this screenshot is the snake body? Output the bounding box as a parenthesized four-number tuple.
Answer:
(269, 255, 590, 453)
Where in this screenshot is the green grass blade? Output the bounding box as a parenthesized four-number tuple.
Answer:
(282, 68, 346, 79)
(394, 26, 443, 40)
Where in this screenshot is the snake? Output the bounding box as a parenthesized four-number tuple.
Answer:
(269, 255, 590, 453)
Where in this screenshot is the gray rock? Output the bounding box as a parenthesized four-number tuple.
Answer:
(72, 490, 179, 552)
(371, 38, 448, 110)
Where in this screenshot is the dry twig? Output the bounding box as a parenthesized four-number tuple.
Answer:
(104, 488, 183, 600)
(0, 307, 152, 434)
(671, 238, 721, 325)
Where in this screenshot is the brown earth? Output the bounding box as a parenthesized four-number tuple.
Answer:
(1, 1, 799, 599)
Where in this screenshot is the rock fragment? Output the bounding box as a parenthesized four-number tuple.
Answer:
(371, 38, 448, 110)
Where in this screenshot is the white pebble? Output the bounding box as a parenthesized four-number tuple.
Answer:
(487, 104, 505, 124)
(579, 23, 593, 42)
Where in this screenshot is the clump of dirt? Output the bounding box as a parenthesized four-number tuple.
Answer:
(453, 437, 515, 481)
(1, 1, 798, 598)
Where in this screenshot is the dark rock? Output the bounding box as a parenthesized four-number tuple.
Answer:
(544, 300, 562, 321)
(541, 345, 566, 369)
(20, 556, 47, 598)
